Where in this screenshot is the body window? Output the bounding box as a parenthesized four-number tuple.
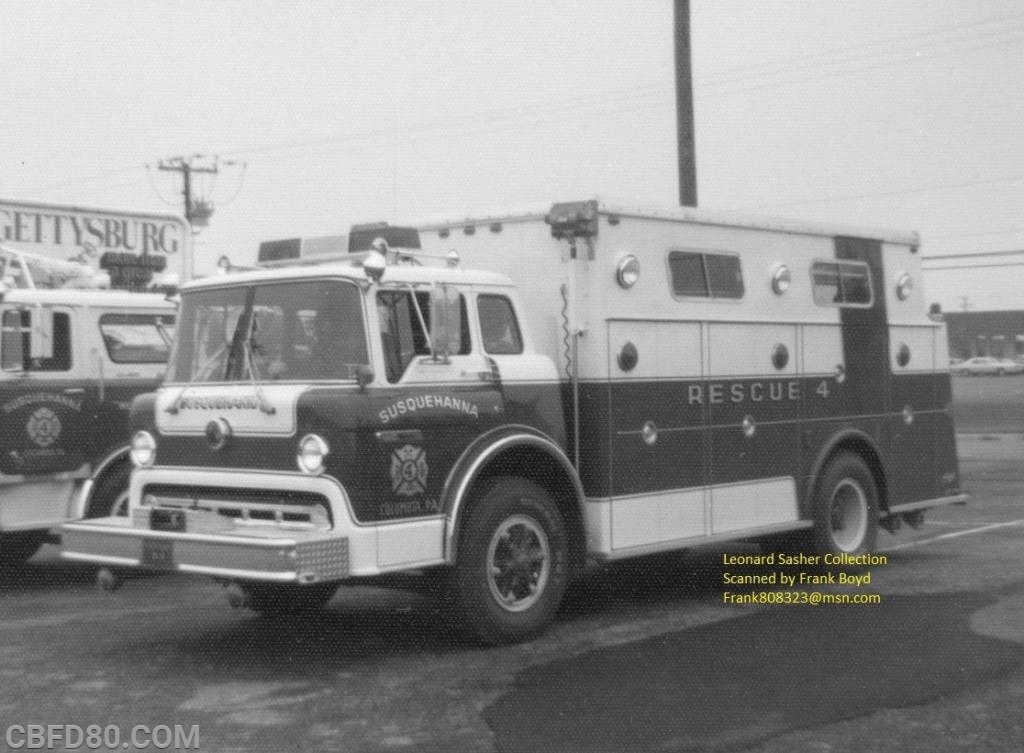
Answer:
(478, 295, 523, 355)
(100, 314, 176, 363)
(812, 261, 873, 306)
(668, 251, 744, 299)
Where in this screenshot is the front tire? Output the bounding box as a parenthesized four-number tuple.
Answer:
(454, 477, 569, 645)
(811, 453, 878, 556)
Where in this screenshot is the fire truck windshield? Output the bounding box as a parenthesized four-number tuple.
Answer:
(169, 279, 368, 383)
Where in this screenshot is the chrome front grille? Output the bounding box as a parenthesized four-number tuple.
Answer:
(135, 484, 332, 534)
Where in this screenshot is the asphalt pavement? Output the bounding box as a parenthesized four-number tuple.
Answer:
(1, 428, 1023, 752)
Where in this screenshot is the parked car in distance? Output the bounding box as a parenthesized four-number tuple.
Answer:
(950, 356, 1024, 376)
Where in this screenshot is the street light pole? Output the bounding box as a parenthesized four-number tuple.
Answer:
(675, 0, 697, 208)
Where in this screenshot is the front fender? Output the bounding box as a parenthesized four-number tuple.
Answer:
(441, 425, 584, 563)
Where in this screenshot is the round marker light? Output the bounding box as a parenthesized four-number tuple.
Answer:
(130, 430, 157, 468)
(297, 434, 330, 475)
(363, 250, 386, 282)
(616, 255, 640, 288)
(896, 272, 913, 301)
(771, 264, 791, 295)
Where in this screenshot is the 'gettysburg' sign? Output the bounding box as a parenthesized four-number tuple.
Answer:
(0, 199, 191, 291)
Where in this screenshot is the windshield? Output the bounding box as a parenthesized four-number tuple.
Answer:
(100, 313, 176, 364)
(169, 279, 367, 383)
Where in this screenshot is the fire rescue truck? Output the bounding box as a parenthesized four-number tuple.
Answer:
(61, 199, 963, 643)
(0, 199, 185, 564)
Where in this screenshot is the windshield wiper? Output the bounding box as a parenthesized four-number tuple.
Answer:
(165, 342, 229, 414)
(155, 317, 173, 349)
(242, 321, 276, 416)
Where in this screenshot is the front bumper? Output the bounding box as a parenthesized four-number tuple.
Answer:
(62, 516, 349, 583)
(61, 466, 358, 584)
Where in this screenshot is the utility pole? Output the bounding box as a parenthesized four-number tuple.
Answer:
(158, 155, 219, 227)
(674, 0, 697, 208)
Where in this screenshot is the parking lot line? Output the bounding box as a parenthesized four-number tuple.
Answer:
(881, 519, 1024, 552)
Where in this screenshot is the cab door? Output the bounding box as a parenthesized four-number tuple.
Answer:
(0, 305, 96, 476)
(351, 287, 504, 524)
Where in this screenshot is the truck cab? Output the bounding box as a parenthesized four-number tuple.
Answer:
(0, 286, 175, 563)
(0, 198, 187, 565)
(64, 235, 575, 643)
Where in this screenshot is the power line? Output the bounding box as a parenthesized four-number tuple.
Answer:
(928, 227, 1024, 241)
(216, 19, 1024, 162)
(698, 10, 1024, 81)
(923, 249, 1024, 261)
(30, 164, 146, 194)
(923, 261, 1024, 271)
(703, 21, 1024, 85)
(740, 173, 1024, 212)
(21, 11, 1024, 195)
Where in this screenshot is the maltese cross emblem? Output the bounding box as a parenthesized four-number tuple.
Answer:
(391, 444, 428, 496)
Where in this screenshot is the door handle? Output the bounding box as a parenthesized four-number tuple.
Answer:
(63, 388, 86, 395)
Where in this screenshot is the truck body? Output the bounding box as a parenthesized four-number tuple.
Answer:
(61, 199, 963, 642)
(0, 199, 184, 563)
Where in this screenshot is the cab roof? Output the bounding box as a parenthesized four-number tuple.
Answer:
(1, 288, 175, 309)
(182, 258, 515, 292)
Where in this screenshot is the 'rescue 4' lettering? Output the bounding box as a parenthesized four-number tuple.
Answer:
(688, 379, 813, 405)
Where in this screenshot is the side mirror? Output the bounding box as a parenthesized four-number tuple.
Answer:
(429, 285, 462, 361)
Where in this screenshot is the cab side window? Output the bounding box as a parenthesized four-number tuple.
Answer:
(378, 290, 471, 382)
(35, 312, 71, 371)
(378, 290, 432, 383)
(0, 310, 71, 372)
(478, 295, 523, 355)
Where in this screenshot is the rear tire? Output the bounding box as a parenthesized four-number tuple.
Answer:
(811, 453, 878, 556)
(0, 531, 47, 565)
(239, 581, 338, 617)
(454, 477, 569, 645)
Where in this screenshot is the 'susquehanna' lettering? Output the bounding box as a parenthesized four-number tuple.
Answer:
(176, 395, 261, 410)
(379, 394, 480, 424)
(2, 393, 82, 413)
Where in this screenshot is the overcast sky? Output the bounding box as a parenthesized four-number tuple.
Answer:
(1, 0, 1022, 309)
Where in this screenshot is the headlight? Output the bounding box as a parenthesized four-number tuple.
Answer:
(297, 434, 330, 475)
(130, 430, 156, 468)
